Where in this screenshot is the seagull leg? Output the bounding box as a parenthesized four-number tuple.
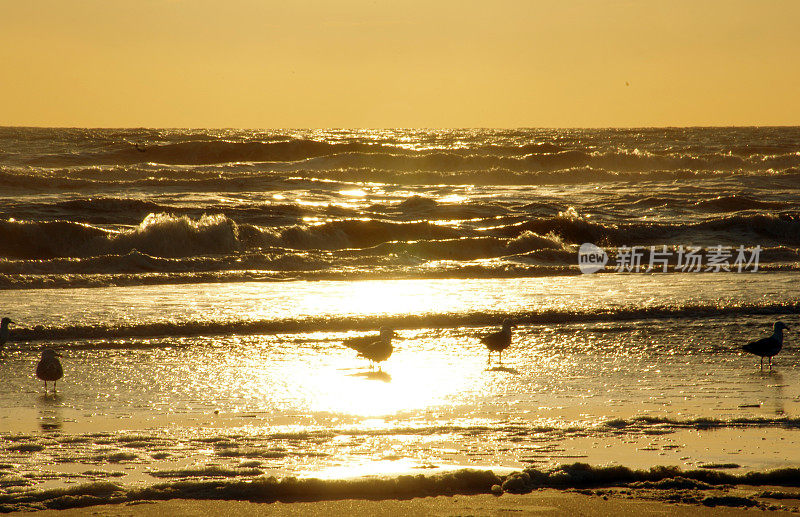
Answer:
(499, 350, 503, 367)
(53, 381, 57, 394)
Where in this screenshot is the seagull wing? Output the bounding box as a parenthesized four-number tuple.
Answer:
(743, 335, 777, 354)
(37, 358, 63, 381)
(343, 333, 379, 353)
(357, 338, 392, 362)
(480, 329, 497, 343)
(481, 329, 510, 351)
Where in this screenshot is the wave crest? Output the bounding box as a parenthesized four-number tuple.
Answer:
(108, 213, 240, 257)
(0, 213, 241, 259)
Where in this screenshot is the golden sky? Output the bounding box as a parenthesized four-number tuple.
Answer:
(1, 0, 798, 127)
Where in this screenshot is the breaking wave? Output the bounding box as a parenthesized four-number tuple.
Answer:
(0, 214, 241, 259)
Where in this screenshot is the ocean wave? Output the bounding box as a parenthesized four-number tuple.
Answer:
(693, 195, 791, 211)
(13, 138, 563, 168)
(0, 219, 109, 259)
(272, 219, 467, 250)
(2, 209, 799, 265)
(5, 165, 800, 193)
(619, 193, 792, 212)
(0, 167, 303, 192)
(5, 301, 800, 343)
(495, 212, 800, 246)
(0, 214, 242, 259)
(0, 263, 577, 290)
(344, 232, 566, 262)
(12, 134, 800, 172)
(22, 139, 377, 166)
(108, 213, 240, 257)
(4, 260, 799, 290)
(294, 149, 800, 174)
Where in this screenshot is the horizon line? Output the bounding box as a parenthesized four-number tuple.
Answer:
(3, 124, 800, 131)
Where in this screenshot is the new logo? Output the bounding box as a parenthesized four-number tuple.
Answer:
(578, 243, 608, 274)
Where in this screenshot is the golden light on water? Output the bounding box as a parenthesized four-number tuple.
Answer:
(206, 330, 495, 418)
(305, 334, 481, 417)
(339, 188, 368, 197)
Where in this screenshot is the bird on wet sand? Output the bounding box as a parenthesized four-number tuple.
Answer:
(0, 317, 13, 349)
(743, 321, 789, 370)
(481, 320, 516, 367)
(344, 327, 396, 371)
(36, 349, 63, 394)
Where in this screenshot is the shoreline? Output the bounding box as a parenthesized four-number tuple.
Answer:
(22, 491, 800, 516)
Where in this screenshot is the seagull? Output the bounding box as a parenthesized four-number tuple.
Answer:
(742, 321, 789, 370)
(344, 327, 396, 371)
(0, 317, 13, 349)
(36, 349, 63, 394)
(481, 320, 516, 367)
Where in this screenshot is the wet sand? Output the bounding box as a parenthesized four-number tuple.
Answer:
(23, 490, 800, 516)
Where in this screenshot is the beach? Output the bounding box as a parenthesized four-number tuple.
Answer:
(2, 127, 800, 513)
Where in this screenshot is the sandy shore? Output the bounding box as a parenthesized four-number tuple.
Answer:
(24, 491, 799, 516)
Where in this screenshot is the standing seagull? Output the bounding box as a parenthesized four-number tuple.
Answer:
(481, 320, 516, 367)
(36, 349, 63, 394)
(344, 327, 396, 371)
(743, 321, 789, 370)
(0, 317, 13, 349)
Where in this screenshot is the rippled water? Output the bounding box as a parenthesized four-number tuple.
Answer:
(2, 127, 800, 288)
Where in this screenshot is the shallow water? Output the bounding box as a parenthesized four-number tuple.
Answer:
(2, 273, 800, 491)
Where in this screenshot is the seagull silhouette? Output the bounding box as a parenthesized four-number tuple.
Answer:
(344, 327, 396, 371)
(0, 317, 13, 349)
(481, 320, 516, 367)
(742, 321, 789, 370)
(36, 349, 63, 394)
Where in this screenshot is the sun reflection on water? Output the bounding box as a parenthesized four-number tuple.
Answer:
(299, 333, 485, 417)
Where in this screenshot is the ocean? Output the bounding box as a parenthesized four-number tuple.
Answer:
(2, 127, 800, 506)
